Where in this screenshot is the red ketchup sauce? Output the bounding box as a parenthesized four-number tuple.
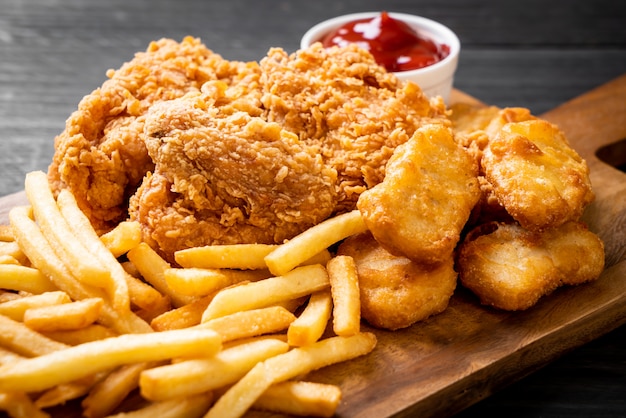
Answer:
(321, 11, 450, 72)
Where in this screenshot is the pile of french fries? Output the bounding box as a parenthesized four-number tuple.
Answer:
(0, 171, 377, 418)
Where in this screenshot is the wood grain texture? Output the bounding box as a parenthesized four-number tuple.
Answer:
(0, 79, 624, 417)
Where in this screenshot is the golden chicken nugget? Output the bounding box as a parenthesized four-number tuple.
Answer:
(482, 119, 594, 230)
(457, 221, 605, 311)
(357, 124, 480, 264)
(338, 232, 457, 331)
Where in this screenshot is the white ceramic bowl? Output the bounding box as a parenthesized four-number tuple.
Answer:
(300, 12, 460, 102)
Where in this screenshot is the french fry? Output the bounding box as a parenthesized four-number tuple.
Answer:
(268, 332, 377, 383)
(127, 242, 196, 308)
(99, 221, 143, 258)
(121, 260, 141, 278)
(42, 324, 118, 346)
(175, 244, 278, 270)
(301, 248, 333, 267)
(0, 264, 57, 294)
(24, 172, 115, 300)
(0, 291, 70, 321)
(165, 267, 269, 296)
(140, 337, 289, 401)
(264, 210, 367, 276)
(0, 240, 28, 265)
(197, 306, 296, 343)
(0, 224, 14, 241)
(133, 295, 172, 324)
(0, 173, 380, 416)
(125, 272, 171, 314)
(151, 294, 214, 331)
(24, 298, 104, 332)
(0, 254, 20, 265)
(0, 291, 22, 303)
(9, 205, 152, 334)
(277, 296, 308, 313)
(327, 255, 361, 336)
(253, 381, 341, 418)
(0, 391, 50, 418)
(0, 328, 222, 393)
(0, 314, 69, 356)
(35, 376, 100, 409)
(206, 332, 377, 418)
(287, 290, 332, 347)
(105, 392, 213, 418)
(201, 264, 330, 321)
(57, 189, 130, 313)
(82, 362, 153, 418)
(205, 361, 273, 418)
(0, 346, 25, 365)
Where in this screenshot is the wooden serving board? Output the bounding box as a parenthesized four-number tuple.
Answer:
(1, 76, 626, 418)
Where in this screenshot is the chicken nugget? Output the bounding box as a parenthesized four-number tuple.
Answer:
(338, 231, 457, 331)
(482, 119, 594, 231)
(457, 221, 605, 311)
(357, 124, 480, 264)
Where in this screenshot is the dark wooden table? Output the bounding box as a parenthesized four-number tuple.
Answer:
(1, 0, 625, 416)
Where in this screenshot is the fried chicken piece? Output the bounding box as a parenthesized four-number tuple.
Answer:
(482, 119, 595, 230)
(131, 95, 338, 261)
(47, 37, 248, 233)
(260, 43, 449, 212)
(457, 221, 605, 311)
(130, 43, 448, 261)
(338, 231, 457, 331)
(357, 124, 481, 264)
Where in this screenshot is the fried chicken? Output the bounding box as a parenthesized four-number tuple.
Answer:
(128, 42, 448, 261)
(260, 44, 449, 212)
(357, 123, 481, 264)
(48, 38, 448, 261)
(48, 37, 248, 233)
(132, 97, 338, 259)
(457, 221, 605, 311)
(338, 231, 457, 330)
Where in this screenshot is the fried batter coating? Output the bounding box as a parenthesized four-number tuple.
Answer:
(357, 124, 481, 264)
(48, 37, 248, 233)
(260, 43, 449, 212)
(131, 96, 337, 260)
(457, 221, 605, 311)
(482, 119, 595, 230)
(128, 42, 448, 261)
(338, 231, 457, 330)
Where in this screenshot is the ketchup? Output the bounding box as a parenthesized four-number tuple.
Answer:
(321, 11, 449, 72)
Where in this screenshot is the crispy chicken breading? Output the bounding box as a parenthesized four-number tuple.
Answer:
(47, 37, 250, 233)
(131, 97, 338, 259)
(338, 231, 457, 330)
(125, 42, 448, 260)
(260, 44, 449, 212)
(49, 38, 448, 261)
(357, 124, 481, 264)
(457, 221, 605, 311)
